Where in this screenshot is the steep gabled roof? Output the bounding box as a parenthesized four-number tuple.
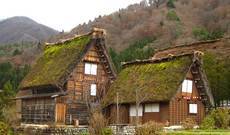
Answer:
(102, 52, 214, 107)
(19, 28, 116, 90)
(153, 37, 230, 59)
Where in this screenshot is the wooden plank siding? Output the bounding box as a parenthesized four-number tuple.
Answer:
(60, 43, 111, 125)
(21, 98, 55, 124)
(108, 105, 129, 124)
(169, 70, 205, 125)
(143, 103, 169, 124)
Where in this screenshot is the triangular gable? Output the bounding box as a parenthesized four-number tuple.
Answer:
(102, 52, 214, 108)
(19, 28, 116, 91)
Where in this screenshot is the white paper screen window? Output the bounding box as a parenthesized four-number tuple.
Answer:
(90, 84, 96, 96)
(189, 104, 197, 114)
(91, 64, 97, 75)
(129, 105, 143, 116)
(145, 104, 160, 112)
(182, 80, 193, 93)
(84, 63, 97, 75)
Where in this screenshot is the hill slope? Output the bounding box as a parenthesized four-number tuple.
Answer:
(48, 0, 229, 52)
(0, 16, 58, 44)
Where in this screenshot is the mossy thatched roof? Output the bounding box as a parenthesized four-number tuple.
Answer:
(102, 55, 193, 107)
(20, 35, 91, 89)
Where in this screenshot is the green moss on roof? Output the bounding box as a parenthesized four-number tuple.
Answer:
(102, 56, 193, 107)
(20, 35, 91, 89)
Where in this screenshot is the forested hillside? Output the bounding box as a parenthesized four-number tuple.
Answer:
(49, 0, 229, 52)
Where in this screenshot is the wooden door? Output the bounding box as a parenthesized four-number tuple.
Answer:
(55, 103, 66, 124)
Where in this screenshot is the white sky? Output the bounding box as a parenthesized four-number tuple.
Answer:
(0, 0, 142, 31)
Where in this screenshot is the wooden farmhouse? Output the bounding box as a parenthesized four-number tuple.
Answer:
(102, 52, 214, 125)
(16, 28, 116, 125)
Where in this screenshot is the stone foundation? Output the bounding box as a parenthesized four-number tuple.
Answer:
(109, 125, 136, 135)
(15, 125, 137, 135)
(15, 126, 88, 135)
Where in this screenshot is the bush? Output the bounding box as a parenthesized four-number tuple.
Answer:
(200, 116, 215, 129)
(211, 108, 230, 129)
(12, 49, 21, 56)
(167, 0, 175, 8)
(101, 128, 113, 135)
(135, 121, 164, 135)
(181, 118, 196, 130)
(88, 111, 109, 135)
(192, 27, 224, 40)
(201, 108, 230, 129)
(0, 121, 10, 135)
(167, 10, 180, 21)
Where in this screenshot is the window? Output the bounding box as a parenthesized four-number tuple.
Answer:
(145, 103, 160, 112)
(182, 79, 193, 93)
(129, 105, 143, 116)
(85, 63, 97, 75)
(189, 104, 197, 114)
(90, 84, 96, 96)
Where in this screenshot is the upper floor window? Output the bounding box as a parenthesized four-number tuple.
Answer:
(189, 103, 197, 114)
(90, 84, 97, 96)
(182, 79, 193, 93)
(145, 103, 160, 112)
(85, 63, 97, 75)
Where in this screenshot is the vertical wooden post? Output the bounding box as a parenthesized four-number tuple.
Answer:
(116, 92, 119, 124)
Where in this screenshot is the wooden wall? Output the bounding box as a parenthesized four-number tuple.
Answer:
(142, 102, 169, 124)
(63, 43, 111, 125)
(108, 105, 129, 124)
(21, 98, 55, 124)
(108, 103, 169, 125)
(169, 71, 205, 125)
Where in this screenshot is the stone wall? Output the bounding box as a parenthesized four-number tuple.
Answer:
(15, 127, 88, 135)
(15, 125, 137, 135)
(109, 125, 136, 135)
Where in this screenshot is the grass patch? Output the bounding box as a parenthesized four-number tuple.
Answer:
(165, 129, 230, 135)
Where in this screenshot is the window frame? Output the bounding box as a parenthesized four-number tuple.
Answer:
(129, 105, 143, 117)
(144, 103, 160, 113)
(84, 62, 97, 75)
(189, 103, 198, 114)
(90, 84, 97, 96)
(182, 79, 193, 93)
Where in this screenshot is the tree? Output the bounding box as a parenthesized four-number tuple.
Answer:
(149, 0, 165, 8)
(129, 73, 149, 126)
(167, 0, 175, 8)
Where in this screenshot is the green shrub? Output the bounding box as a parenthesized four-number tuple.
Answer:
(192, 27, 224, 40)
(167, 0, 175, 8)
(12, 48, 21, 56)
(80, 131, 89, 135)
(135, 121, 164, 135)
(211, 108, 230, 129)
(181, 118, 196, 130)
(201, 108, 230, 129)
(101, 128, 113, 135)
(193, 27, 209, 40)
(0, 121, 9, 135)
(200, 116, 215, 129)
(167, 10, 180, 21)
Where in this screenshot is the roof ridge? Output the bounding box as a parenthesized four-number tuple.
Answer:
(122, 51, 202, 67)
(45, 27, 106, 46)
(155, 36, 230, 53)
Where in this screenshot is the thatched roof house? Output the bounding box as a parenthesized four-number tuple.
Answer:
(103, 52, 214, 125)
(16, 28, 116, 125)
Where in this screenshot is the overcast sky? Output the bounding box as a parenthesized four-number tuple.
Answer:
(0, 0, 142, 31)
